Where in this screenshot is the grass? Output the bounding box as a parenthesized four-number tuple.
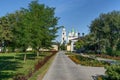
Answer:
(0, 52, 51, 80)
(28, 54, 56, 80)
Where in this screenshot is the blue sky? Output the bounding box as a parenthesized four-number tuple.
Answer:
(0, 0, 120, 42)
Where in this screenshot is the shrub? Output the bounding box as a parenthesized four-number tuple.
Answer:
(105, 65, 120, 80)
(113, 50, 120, 56)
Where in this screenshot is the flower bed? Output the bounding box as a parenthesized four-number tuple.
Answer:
(68, 55, 109, 67)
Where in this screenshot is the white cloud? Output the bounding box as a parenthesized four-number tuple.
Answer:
(55, 0, 87, 14)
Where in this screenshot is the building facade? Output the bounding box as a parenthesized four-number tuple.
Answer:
(61, 27, 67, 44)
(68, 28, 78, 43)
(61, 27, 79, 52)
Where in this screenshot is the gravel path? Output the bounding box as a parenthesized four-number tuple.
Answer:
(42, 51, 105, 80)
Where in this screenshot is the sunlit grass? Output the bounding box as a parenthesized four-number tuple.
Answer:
(29, 54, 56, 80)
(0, 52, 51, 80)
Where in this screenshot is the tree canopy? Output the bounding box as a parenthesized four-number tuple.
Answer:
(88, 11, 120, 55)
(0, 0, 59, 53)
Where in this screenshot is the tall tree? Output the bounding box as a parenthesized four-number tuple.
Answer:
(89, 11, 120, 55)
(26, 0, 59, 56)
(0, 0, 60, 58)
(0, 16, 13, 52)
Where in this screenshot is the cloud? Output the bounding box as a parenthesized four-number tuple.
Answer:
(55, 4, 69, 14)
(55, 0, 87, 15)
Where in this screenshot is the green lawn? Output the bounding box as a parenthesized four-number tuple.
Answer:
(0, 52, 51, 80)
(29, 54, 56, 80)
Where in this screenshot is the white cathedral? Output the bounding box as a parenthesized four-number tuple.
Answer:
(61, 27, 79, 52)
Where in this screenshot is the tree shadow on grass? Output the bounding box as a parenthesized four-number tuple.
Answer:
(15, 52, 36, 60)
(0, 56, 22, 80)
(16, 52, 48, 60)
(0, 56, 14, 60)
(0, 52, 51, 80)
(0, 71, 15, 80)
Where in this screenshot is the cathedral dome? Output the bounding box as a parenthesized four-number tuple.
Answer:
(63, 28, 65, 31)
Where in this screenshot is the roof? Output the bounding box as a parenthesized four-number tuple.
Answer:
(70, 37, 83, 40)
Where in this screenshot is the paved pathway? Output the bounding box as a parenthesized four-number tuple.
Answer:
(42, 51, 105, 80)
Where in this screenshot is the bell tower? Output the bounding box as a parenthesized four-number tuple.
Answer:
(61, 27, 67, 44)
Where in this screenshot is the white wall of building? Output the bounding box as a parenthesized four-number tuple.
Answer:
(61, 28, 67, 44)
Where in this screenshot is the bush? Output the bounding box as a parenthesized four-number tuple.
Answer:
(113, 50, 120, 56)
(105, 65, 120, 80)
(106, 47, 113, 56)
(106, 47, 120, 56)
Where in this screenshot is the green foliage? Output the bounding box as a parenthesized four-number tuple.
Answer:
(0, 0, 59, 53)
(28, 53, 55, 80)
(113, 50, 120, 56)
(69, 55, 109, 67)
(105, 65, 120, 80)
(75, 39, 85, 49)
(0, 52, 51, 80)
(0, 16, 13, 52)
(60, 43, 66, 50)
(117, 40, 120, 50)
(88, 11, 120, 55)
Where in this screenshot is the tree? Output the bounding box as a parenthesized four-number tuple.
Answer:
(6, 9, 30, 52)
(26, 0, 59, 57)
(60, 43, 66, 50)
(75, 39, 84, 50)
(0, 0, 60, 62)
(0, 16, 13, 52)
(89, 11, 120, 55)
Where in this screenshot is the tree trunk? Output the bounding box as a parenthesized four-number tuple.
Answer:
(24, 52, 27, 63)
(37, 51, 39, 57)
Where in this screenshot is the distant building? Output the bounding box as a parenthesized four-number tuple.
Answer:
(67, 45, 71, 51)
(61, 27, 81, 52)
(51, 44, 58, 51)
(61, 27, 67, 44)
(26, 46, 33, 51)
(68, 28, 78, 43)
(50, 42, 58, 51)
